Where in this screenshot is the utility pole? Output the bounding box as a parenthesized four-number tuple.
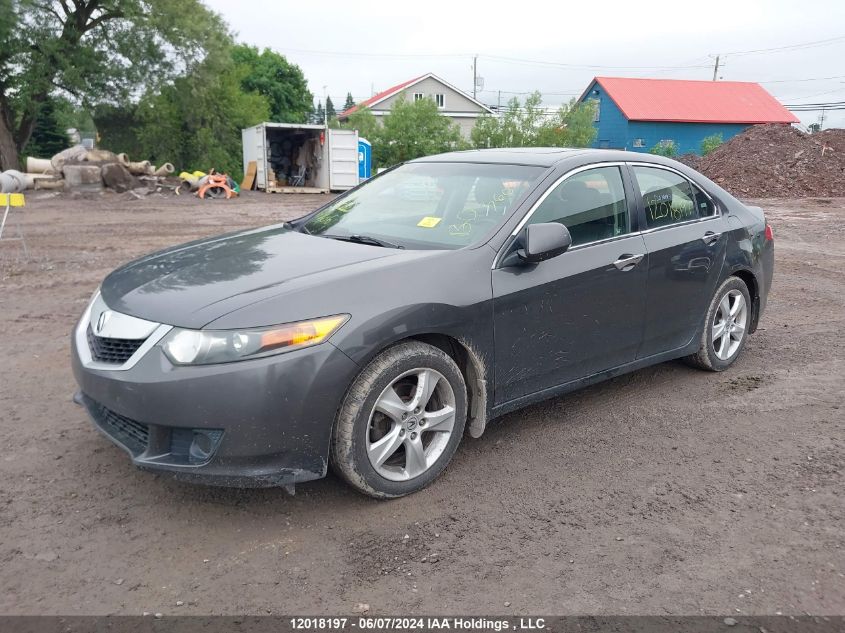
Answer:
(497, 90, 501, 111)
(819, 107, 827, 130)
(473, 55, 478, 99)
(712, 55, 720, 81)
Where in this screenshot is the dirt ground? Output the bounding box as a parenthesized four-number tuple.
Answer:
(0, 190, 843, 616)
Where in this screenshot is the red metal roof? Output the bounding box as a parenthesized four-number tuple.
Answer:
(339, 75, 426, 118)
(590, 76, 799, 124)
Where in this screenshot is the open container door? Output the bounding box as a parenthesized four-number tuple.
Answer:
(328, 129, 359, 191)
(241, 124, 268, 189)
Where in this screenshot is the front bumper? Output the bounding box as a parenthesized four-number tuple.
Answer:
(71, 326, 360, 488)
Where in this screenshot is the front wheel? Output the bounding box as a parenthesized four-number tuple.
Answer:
(330, 341, 467, 498)
(685, 276, 752, 371)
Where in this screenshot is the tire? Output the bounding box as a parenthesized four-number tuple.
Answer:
(330, 341, 467, 498)
(685, 276, 752, 371)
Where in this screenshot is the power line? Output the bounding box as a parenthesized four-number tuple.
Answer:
(478, 54, 711, 70)
(723, 35, 845, 57)
(760, 74, 845, 84)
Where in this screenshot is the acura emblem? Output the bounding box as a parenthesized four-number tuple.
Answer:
(96, 310, 111, 335)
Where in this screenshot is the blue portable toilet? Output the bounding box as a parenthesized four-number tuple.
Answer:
(358, 138, 372, 181)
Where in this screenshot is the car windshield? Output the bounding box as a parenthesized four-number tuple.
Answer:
(302, 162, 545, 250)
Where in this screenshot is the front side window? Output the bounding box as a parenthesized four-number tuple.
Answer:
(633, 166, 702, 229)
(413, 92, 424, 102)
(302, 162, 544, 250)
(527, 166, 629, 246)
(435, 94, 445, 108)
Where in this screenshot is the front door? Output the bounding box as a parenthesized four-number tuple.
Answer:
(492, 165, 648, 405)
(629, 164, 729, 357)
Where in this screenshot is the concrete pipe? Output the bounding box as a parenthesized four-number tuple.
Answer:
(0, 170, 27, 193)
(117, 153, 131, 166)
(126, 160, 153, 175)
(153, 163, 175, 177)
(26, 157, 53, 173)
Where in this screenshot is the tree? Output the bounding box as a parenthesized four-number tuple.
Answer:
(344, 92, 355, 112)
(333, 106, 379, 144)
(230, 45, 312, 123)
(471, 92, 596, 149)
(700, 133, 723, 156)
(375, 96, 463, 168)
(0, 0, 228, 170)
(23, 98, 69, 159)
(325, 96, 336, 121)
(649, 140, 677, 157)
(131, 51, 270, 175)
(314, 100, 325, 124)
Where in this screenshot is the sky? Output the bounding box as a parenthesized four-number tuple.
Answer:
(205, 0, 845, 129)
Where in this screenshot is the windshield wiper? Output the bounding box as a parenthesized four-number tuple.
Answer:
(323, 234, 405, 249)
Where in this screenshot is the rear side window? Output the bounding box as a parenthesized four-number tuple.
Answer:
(529, 166, 629, 246)
(633, 166, 706, 228)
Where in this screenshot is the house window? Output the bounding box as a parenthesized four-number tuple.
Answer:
(413, 93, 424, 102)
(633, 138, 645, 148)
(435, 93, 445, 109)
(590, 97, 600, 122)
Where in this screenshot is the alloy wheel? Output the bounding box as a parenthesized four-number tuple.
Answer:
(712, 289, 748, 361)
(366, 368, 456, 481)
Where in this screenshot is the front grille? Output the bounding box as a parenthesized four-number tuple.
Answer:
(87, 325, 145, 364)
(92, 402, 149, 454)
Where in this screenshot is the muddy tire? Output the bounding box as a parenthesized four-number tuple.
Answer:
(685, 276, 752, 371)
(330, 341, 467, 499)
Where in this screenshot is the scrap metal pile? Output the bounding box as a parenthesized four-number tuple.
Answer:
(0, 146, 238, 200)
(698, 124, 845, 198)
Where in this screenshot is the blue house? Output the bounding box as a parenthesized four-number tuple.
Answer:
(578, 77, 799, 155)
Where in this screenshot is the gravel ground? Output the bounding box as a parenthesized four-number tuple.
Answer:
(0, 191, 843, 616)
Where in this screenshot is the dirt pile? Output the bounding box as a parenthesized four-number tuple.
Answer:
(699, 124, 845, 198)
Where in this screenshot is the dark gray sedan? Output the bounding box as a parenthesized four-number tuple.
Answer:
(72, 149, 774, 498)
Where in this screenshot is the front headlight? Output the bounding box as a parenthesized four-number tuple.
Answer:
(161, 314, 349, 366)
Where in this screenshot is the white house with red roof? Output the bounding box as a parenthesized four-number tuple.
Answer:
(338, 73, 494, 138)
(578, 76, 799, 154)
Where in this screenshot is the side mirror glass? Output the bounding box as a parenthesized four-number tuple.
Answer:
(517, 222, 572, 264)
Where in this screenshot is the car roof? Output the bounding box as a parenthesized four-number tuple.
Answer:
(412, 147, 665, 168)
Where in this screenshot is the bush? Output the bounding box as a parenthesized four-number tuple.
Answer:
(700, 133, 723, 156)
(649, 140, 677, 157)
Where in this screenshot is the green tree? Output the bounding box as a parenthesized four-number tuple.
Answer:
(230, 45, 312, 123)
(333, 106, 379, 142)
(314, 101, 325, 124)
(0, 0, 228, 170)
(325, 96, 336, 121)
(471, 92, 596, 149)
(700, 133, 723, 156)
(649, 140, 678, 157)
(132, 52, 270, 175)
(344, 92, 355, 112)
(375, 96, 463, 168)
(24, 98, 69, 159)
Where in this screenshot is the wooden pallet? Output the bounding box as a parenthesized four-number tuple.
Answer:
(265, 186, 330, 194)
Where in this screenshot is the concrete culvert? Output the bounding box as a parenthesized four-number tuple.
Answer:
(153, 163, 175, 177)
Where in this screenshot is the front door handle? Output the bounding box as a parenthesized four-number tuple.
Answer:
(613, 253, 645, 271)
(701, 231, 721, 245)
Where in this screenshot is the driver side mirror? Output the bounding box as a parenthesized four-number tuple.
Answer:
(517, 222, 573, 264)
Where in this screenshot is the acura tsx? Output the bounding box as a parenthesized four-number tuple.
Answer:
(72, 148, 774, 497)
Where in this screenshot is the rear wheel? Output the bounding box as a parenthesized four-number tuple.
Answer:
(330, 341, 467, 498)
(685, 276, 751, 371)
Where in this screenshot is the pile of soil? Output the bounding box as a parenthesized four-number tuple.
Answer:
(676, 153, 701, 170)
(698, 124, 845, 198)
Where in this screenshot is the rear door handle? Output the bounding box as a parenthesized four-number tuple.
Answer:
(613, 253, 645, 271)
(701, 231, 721, 245)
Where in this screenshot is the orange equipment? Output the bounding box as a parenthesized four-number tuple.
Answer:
(196, 174, 237, 199)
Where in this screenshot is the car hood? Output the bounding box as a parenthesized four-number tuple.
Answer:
(100, 225, 407, 329)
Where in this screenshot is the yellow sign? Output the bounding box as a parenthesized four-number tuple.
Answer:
(0, 193, 25, 207)
(417, 216, 442, 228)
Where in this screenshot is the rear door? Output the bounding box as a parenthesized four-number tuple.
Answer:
(492, 164, 648, 404)
(629, 164, 729, 358)
(328, 129, 359, 190)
